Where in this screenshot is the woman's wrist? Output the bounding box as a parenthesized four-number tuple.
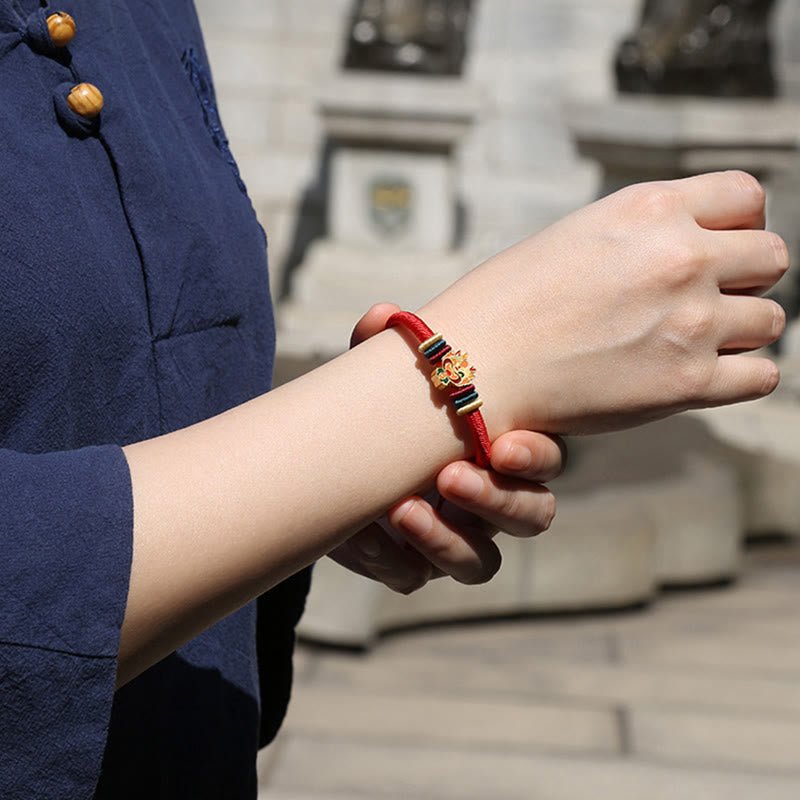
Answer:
(120, 321, 490, 682)
(417, 277, 545, 437)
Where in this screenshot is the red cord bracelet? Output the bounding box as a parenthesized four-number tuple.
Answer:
(386, 311, 492, 469)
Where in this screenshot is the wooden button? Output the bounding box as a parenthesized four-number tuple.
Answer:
(67, 83, 104, 119)
(46, 12, 76, 47)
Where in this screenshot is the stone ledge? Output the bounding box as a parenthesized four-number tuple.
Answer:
(567, 97, 800, 174)
(319, 75, 483, 148)
(693, 398, 800, 537)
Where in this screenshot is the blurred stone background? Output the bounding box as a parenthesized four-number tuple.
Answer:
(192, 2, 800, 798)
(195, 0, 800, 298)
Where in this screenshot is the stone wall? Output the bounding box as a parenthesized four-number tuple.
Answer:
(195, 0, 800, 300)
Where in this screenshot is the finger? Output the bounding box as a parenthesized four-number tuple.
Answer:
(717, 295, 785, 351)
(487, 430, 566, 482)
(436, 463, 557, 538)
(734, 210, 766, 231)
(674, 171, 766, 231)
(335, 523, 436, 594)
(711, 229, 789, 291)
(388, 496, 503, 585)
(436, 497, 501, 539)
(350, 302, 401, 348)
(704, 355, 780, 406)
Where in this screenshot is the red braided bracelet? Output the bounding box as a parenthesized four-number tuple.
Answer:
(386, 311, 492, 469)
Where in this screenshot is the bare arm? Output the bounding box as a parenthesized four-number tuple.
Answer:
(120, 172, 787, 685)
(122, 322, 482, 683)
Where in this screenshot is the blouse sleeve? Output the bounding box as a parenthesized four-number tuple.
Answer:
(0, 444, 133, 800)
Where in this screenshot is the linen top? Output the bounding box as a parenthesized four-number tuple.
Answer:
(0, 1, 311, 797)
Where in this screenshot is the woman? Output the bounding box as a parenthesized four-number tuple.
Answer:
(0, 2, 786, 798)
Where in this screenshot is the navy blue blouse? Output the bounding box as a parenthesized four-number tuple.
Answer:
(0, 1, 310, 797)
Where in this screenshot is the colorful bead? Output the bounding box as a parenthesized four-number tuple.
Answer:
(456, 398, 484, 416)
(431, 350, 477, 390)
(386, 310, 492, 469)
(450, 383, 476, 400)
(423, 338, 450, 360)
(418, 333, 443, 353)
(453, 390, 480, 409)
(428, 344, 452, 364)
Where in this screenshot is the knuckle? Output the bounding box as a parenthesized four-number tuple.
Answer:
(418, 528, 452, 561)
(461, 552, 502, 586)
(520, 442, 560, 483)
(630, 183, 683, 220)
(552, 461, 566, 482)
(661, 240, 705, 289)
(395, 577, 426, 596)
(760, 360, 780, 397)
(769, 300, 787, 340)
(451, 462, 485, 501)
(660, 306, 716, 391)
(525, 443, 547, 475)
(539, 436, 568, 480)
(729, 170, 766, 209)
(539, 492, 557, 533)
(554, 437, 569, 477)
(675, 357, 713, 403)
(505, 492, 557, 538)
(671, 304, 715, 345)
(395, 500, 445, 552)
(548, 454, 566, 482)
(498, 488, 522, 520)
(766, 232, 790, 274)
(392, 567, 430, 595)
(414, 521, 461, 564)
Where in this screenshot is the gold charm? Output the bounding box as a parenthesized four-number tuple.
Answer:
(431, 351, 476, 390)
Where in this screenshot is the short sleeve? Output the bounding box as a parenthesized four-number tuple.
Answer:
(0, 445, 133, 800)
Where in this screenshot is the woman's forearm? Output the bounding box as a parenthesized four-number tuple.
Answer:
(120, 314, 495, 685)
(119, 171, 787, 685)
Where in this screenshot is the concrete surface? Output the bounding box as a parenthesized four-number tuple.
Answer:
(259, 537, 800, 799)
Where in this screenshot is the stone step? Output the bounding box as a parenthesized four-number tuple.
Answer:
(267, 736, 800, 800)
(299, 501, 658, 645)
(694, 401, 800, 538)
(282, 686, 620, 756)
(308, 651, 800, 718)
(619, 629, 800, 678)
(630, 708, 800, 773)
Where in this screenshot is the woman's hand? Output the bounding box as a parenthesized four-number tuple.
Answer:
(422, 171, 788, 435)
(328, 303, 565, 594)
(119, 172, 785, 683)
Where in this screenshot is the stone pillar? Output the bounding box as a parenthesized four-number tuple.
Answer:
(277, 73, 481, 379)
(568, 97, 800, 194)
(566, 97, 800, 312)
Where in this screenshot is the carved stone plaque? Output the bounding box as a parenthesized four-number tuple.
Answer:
(369, 177, 413, 237)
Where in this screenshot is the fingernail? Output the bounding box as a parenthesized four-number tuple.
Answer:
(357, 536, 382, 559)
(449, 466, 484, 501)
(505, 443, 532, 471)
(398, 501, 434, 536)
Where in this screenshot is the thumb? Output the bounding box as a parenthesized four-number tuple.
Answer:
(349, 302, 402, 349)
